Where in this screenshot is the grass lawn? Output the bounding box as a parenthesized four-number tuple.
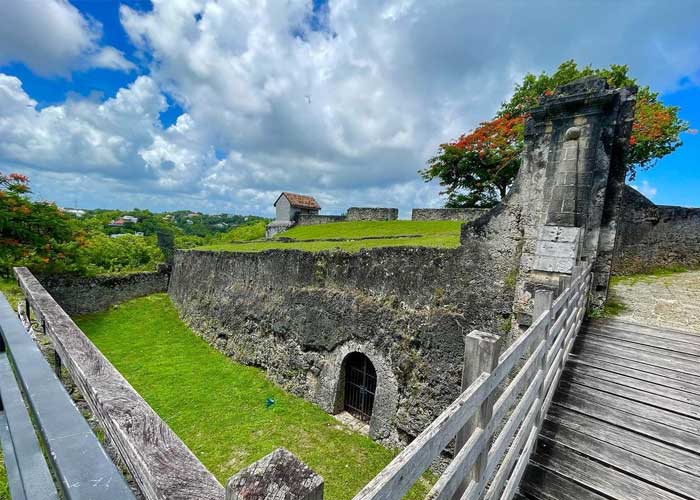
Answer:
(196, 220, 462, 253)
(76, 294, 431, 499)
(0, 278, 22, 310)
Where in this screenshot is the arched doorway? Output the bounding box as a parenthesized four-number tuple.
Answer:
(343, 352, 377, 422)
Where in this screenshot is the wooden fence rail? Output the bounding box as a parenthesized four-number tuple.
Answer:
(13, 267, 323, 500)
(353, 263, 592, 500)
(14, 267, 226, 500)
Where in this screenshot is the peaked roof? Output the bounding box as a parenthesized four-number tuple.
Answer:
(275, 192, 321, 210)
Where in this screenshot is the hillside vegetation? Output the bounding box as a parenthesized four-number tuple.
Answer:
(195, 220, 463, 253)
(77, 294, 432, 499)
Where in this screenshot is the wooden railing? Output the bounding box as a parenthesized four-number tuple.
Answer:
(353, 263, 593, 500)
(14, 267, 323, 500)
(0, 283, 135, 499)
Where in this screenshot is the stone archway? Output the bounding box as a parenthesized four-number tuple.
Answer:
(316, 341, 398, 442)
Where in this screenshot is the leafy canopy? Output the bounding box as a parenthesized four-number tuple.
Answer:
(0, 172, 74, 276)
(422, 60, 689, 207)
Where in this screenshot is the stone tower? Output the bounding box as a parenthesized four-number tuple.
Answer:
(511, 76, 636, 324)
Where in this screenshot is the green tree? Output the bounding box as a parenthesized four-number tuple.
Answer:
(422, 60, 689, 207)
(0, 172, 75, 276)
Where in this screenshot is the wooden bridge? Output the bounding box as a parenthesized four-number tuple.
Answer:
(520, 318, 700, 500)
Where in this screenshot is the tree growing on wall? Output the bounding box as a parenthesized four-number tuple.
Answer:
(421, 60, 689, 207)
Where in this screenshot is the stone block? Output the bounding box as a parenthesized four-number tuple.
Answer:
(226, 448, 323, 500)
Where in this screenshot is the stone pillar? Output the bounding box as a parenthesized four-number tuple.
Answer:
(226, 448, 324, 500)
(512, 76, 636, 324)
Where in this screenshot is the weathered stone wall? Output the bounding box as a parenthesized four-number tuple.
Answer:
(510, 77, 636, 318)
(411, 208, 490, 222)
(296, 214, 347, 226)
(346, 207, 398, 221)
(169, 226, 520, 445)
(613, 186, 700, 274)
(168, 77, 636, 450)
(38, 269, 169, 315)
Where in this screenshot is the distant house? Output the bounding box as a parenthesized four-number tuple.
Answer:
(108, 218, 125, 227)
(274, 192, 321, 222)
(108, 215, 138, 227)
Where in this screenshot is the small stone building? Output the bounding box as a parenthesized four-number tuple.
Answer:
(266, 192, 322, 238)
(274, 192, 321, 222)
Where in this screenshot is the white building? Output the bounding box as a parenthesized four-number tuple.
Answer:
(273, 192, 321, 222)
(266, 192, 321, 238)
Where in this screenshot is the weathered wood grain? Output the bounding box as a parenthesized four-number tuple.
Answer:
(520, 463, 608, 500)
(558, 378, 700, 435)
(565, 359, 700, 407)
(582, 329, 700, 363)
(584, 324, 700, 355)
(1, 287, 135, 500)
(567, 354, 700, 397)
(553, 385, 700, 453)
(574, 335, 700, 377)
(531, 436, 686, 500)
(571, 348, 700, 386)
(589, 318, 700, 344)
(546, 405, 700, 478)
(453, 331, 503, 499)
(560, 369, 700, 419)
(539, 419, 700, 499)
(14, 268, 225, 500)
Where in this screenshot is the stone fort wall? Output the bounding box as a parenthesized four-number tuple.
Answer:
(169, 219, 521, 445)
(169, 77, 636, 449)
(346, 207, 398, 221)
(37, 269, 169, 315)
(411, 208, 489, 222)
(613, 186, 700, 274)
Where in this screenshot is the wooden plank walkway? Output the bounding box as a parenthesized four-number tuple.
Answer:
(518, 318, 700, 500)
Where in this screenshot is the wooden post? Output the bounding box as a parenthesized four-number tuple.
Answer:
(453, 330, 503, 500)
(534, 289, 554, 426)
(557, 274, 573, 371)
(226, 448, 324, 500)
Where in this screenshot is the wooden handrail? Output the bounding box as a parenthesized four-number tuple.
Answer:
(0, 289, 135, 499)
(14, 268, 225, 500)
(354, 263, 593, 500)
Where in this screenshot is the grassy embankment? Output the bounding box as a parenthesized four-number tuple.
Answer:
(77, 294, 432, 499)
(195, 220, 462, 253)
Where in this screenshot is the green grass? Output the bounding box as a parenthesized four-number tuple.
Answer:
(76, 294, 431, 499)
(196, 220, 462, 253)
(0, 451, 6, 500)
(0, 278, 22, 309)
(611, 264, 690, 286)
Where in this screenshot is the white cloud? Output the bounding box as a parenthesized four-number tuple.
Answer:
(631, 180, 658, 200)
(0, 0, 134, 75)
(1, 0, 699, 214)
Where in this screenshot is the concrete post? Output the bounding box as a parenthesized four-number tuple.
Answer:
(226, 448, 323, 500)
(453, 330, 503, 499)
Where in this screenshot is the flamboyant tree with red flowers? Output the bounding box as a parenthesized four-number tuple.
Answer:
(0, 172, 74, 276)
(422, 61, 689, 207)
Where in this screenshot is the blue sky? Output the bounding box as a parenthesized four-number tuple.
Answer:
(0, 0, 698, 216)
